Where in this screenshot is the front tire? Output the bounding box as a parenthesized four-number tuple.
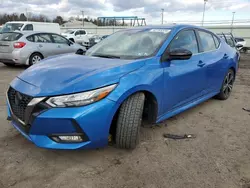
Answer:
(116, 92, 145, 149)
(216, 69, 235, 100)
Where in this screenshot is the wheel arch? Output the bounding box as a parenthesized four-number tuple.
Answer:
(29, 51, 44, 59)
(108, 87, 159, 139)
(229, 66, 236, 75)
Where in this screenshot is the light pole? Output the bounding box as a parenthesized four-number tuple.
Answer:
(81, 11, 84, 27)
(161, 9, 164, 25)
(26, 8, 29, 21)
(202, 0, 208, 26)
(231, 12, 236, 33)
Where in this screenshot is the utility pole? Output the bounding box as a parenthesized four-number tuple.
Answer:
(231, 12, 236, 33)
(26, 8, 28, 21)
(81, 11, 84, 27)
(202, 0, 208, 26)
(161, 8, 164, 25)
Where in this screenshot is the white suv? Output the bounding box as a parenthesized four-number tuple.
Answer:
(61, 29, 90, 47)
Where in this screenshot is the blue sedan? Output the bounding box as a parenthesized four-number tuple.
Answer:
(6, 25, 239, 149)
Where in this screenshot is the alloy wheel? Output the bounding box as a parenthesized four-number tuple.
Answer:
(32, 55, 41, 64)
(223, 71, 234, 97)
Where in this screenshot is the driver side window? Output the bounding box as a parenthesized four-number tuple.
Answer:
(170, 30, 198, 54)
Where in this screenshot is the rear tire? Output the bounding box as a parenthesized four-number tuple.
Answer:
(29, 53, 43, 66)
(216, 69, 235, 100)
(116, 92, 145, 149)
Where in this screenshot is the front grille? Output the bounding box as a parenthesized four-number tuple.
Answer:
(7, 87, 33, 122)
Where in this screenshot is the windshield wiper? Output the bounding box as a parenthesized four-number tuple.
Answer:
(91, 53, 121, 59)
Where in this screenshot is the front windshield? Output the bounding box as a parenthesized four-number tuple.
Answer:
(1, 23, 23, 32)
(86, 29, 171, 59)
(65, 30, 74, 34)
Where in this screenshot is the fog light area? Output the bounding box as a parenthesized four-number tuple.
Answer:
(51, 135, 84, 143)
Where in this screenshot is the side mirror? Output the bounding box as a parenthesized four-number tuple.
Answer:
(163, 48, 192, 61)
(236, 43, 243, 49)
(67, 40, 72, 46)
(76, 49, 86, 55)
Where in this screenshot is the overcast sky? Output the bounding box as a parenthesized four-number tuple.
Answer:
(1, 0, 250, 24)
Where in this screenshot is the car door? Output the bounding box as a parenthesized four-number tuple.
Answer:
(74, 30, 81, 43)
(51, 34, 75, 54)
(161, 29, 207, 113)
(27, 33, 55, 58)
(196, 30, 227, 93)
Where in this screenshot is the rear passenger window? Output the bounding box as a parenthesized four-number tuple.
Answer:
(51, 34, 68, 44)
(23, 24, 33, 31)
(0, 32, 23, 41)
(27, 34, 52, 43)
(213, 35, 220, 48)
(198, 31, 216, 52)
(169, 30, 198, 54)
(226, 37, 235, 48)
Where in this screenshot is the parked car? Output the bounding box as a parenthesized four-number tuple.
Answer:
(89, 35, 109, 48)
(61, 29, 90, 47)
(234, 37, 249, 53)
(0, 31, 86, 66)
(0, 21, 60, 34)
(235, 37, 246, 48)
(7, 25, 239, 150)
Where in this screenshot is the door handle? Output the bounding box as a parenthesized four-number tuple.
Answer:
(39, 44, 43, 47)
(197, 60, 206, 67)
(58, 45, 61, 48)
(223, 54, 229, 59)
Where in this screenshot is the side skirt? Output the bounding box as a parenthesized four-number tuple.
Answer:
(156, 91, 219, 124)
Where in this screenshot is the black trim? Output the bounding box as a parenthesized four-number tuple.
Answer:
(28, 101, 51, 125)
(7, 87, 50, 133)
(194, 29, 203, 53)
(49, 119, 89, 143)
(11, 112, 31, 134)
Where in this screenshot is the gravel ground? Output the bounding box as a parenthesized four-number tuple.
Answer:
(0, 54, 250, 188)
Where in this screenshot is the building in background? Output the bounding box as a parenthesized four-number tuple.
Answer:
(61, 20, 97, 28)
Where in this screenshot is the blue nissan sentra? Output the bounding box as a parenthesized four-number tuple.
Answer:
(6, 25, 239, 149)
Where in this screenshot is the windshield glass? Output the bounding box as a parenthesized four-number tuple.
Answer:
(86, 29, 171, 59)
(1, 23, 23, 32)
(65, 30, 74, 34)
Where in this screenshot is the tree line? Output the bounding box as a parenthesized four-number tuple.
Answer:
(0, 13, 128, 26)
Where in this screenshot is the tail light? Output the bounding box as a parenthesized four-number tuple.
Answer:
(13, 42, 26, 48)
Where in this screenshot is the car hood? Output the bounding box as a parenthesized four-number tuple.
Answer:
(14, 54, 145, 97)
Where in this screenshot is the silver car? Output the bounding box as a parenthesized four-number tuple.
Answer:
(0, 31, 86, 66)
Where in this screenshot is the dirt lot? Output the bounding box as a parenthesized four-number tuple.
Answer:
(0, 55, 250, 188)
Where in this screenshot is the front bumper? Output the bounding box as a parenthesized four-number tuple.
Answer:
(7, 97, 117, 150)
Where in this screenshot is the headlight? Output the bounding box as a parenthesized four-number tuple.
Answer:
(46, 84, 117, 107)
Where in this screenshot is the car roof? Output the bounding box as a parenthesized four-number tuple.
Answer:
(3, 31, 59, 37)
(123, 24, 205, 30)
(120, 24, 212, 34)
(6, 21, 58, 25)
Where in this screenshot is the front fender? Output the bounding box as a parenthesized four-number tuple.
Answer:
(107, 62, 165, 116)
